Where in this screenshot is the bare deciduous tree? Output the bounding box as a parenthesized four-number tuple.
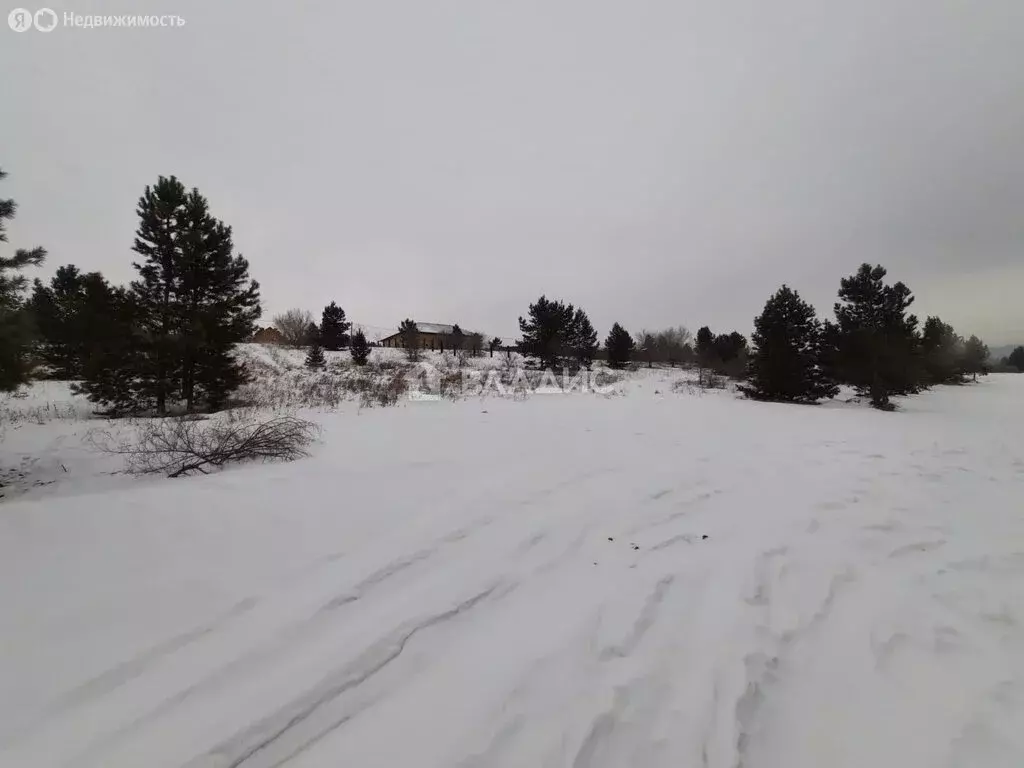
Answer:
(273, 309, 315, 347)
(90, 411, 317, 478)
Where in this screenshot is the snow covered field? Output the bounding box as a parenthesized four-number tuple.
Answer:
(1, 365, 1022, 767)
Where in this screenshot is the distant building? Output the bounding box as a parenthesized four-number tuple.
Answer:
(379, 323, 456, 350)
(251, 327, 285, 345)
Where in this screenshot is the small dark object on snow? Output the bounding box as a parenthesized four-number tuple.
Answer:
(608, 537, 614, 542)
(632, 544, 640, 551)
(702, 535, 709, 540)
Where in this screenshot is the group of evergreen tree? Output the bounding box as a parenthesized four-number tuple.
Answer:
(0, 169, 47, 392)
(25, 175, 262, 414)
(743, 264, 993, 410)
(1002, 346, 1024, 372)
(303, 300, 359, 369)
(694, 326, 748, 376)
(518, 296, 598, 370)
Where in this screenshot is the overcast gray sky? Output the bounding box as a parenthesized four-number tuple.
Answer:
(3, 0, 1023, 343)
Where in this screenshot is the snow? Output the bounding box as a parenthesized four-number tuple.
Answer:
(1, 370, 1022, 767)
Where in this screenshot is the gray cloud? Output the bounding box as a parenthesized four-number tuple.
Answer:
(3, 0, 1022, 343)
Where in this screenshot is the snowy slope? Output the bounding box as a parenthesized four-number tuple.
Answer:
(1, 377, 1022, 767)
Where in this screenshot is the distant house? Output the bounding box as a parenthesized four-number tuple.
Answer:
(379, 323, 461, 350)
(252, 327, 285, 345)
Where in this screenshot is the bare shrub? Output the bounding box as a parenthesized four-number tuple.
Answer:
(273, 309, 316, 347)
(90, 411, 318, 478)
(358, 371, 408, 408)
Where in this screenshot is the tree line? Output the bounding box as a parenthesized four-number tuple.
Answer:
(516, 262, 1004, 410)
(1, 166, 1015, 414)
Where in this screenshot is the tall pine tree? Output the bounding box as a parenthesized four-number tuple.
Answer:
(107, 176, 260, 413)
(320, 302, 350, 350)
(518, 296, 575, 369)
(961, 335, 989, 382)
(826, 263, 922, 410)
(0, 168, 46, 392)
(920, 316, 964, 385)
(569, 308, 598, 369)
(741, 285, 837, 403)
(605, 323, 635, 369)
(695, 326, 715, 369)
(1005, 346, 1024, 372)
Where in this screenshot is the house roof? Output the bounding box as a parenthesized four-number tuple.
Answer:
(379, 323, 495, 341)
(416, 323, 456, 335)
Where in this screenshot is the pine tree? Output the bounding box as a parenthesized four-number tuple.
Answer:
(489, 337, 502, 357)
(695, 326, 715, 369)
(569, 308, 598, 369)
(605, 323, 635, 369)
(1006, 346, 1024, 371)
(0, 169, 46, 392)
(450, 324, 465, 351)
(304, 322, 320, 347)
(305, 343, 326, 370)
(518, 296, 575, 369)
(28, 265, 112, 379)
(99, 176, 260, 414)
(920, 316, 964, 385)
(741, 285, 837, 403)
(320, 302, 351, 350)
(71, 285, 145, 414)
(961, 335, 989, 381)
(828, 263, 922, 410)
(350, 329, 370, 365)
(398, 318, 420, 361)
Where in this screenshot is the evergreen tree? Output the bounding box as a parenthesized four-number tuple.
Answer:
(569, 308, 598, 369)
(305, 343, 326, 370)
(467, 332, 484, 357)
(28, 265, 115, 379)
(304, 322, 320, 347)
(827, 263, 922, 410)
(961, 335, 989, 381)
(450, 324, 465, 351)
(518, 296, 575, 369)
(71, 285, 146, 414)
(100, 176, 260, 414)
(713, 332, 747, 364)
(35, 268, 124, 380)
(320, 302, 350, 350)
(350, 329, 370, 365)
(398, 318, 420, 361)
(1005, 346, 1024, 371)
(605, 323, 635, 369)
(489, 337, 502, 357)
(0, 168, 46, 392)
(920, 316, 964, 385)
(740, 285, 837, 403)
(695, 326, 715, 368)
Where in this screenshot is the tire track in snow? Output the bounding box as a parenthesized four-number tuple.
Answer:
(190, 583, 510, 768)
(599, 576, 675, 660)
(34, 596, 259, 725)
(727, 551, 858, 767)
